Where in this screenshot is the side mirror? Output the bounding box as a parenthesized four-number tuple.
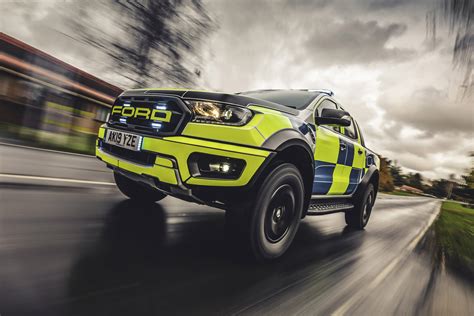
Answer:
(315, 108, 351, 127)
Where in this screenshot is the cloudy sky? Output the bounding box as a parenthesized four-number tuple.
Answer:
(1, 0, 473, 180)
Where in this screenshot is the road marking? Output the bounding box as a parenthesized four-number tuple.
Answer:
(332, 202, 440, 316)
(0, 174, 115, 186)
(0, 142, 95, 158)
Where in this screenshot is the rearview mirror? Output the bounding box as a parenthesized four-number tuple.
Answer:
(315, 108, 351, 126)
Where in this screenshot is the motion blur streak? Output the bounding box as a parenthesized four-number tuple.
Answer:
(0, 32, 121, 156)
(1, 144, 473, 315)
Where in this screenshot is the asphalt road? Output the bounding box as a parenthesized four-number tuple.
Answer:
(0, 143, 472, 315)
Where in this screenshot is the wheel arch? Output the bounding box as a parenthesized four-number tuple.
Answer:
(353, 165, 379, 202)
(255, 135, 315, 217)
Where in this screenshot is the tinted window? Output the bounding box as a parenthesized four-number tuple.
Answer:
(316, 99, 337, 116)
(316, 100, 340, 132)
(355, 120, 365, 145)
(240, 90, 320, 109)
(344, 118, 358, 139)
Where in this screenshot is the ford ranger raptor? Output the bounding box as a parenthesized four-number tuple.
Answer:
(96, 89, 380, 261)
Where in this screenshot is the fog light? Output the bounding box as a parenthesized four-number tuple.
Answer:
(188, 153, 246, 179)
(209, 162, 231, 173)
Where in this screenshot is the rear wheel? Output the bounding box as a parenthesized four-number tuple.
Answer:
(227, 163, 304, 261)
(114, 172, 167, 202)
(345, 183, 375, 229)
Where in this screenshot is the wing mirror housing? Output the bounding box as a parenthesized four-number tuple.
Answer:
(315, 108, 351, 126)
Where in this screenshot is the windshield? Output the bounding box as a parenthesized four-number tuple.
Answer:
(239, 90, 320, 109)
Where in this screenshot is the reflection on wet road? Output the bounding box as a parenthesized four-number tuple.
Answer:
(1, 144, 472, 315)
(2, 182, 466, 315)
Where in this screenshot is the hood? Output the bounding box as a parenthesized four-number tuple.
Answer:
(122, 89, 299, 116)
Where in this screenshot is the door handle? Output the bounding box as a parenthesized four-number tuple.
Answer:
(358, 149, 363, 155)
(340, 143, 346, 151)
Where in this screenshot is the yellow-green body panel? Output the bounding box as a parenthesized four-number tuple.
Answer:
(96, 146, 118, 166)
(97, 126, 270, 187)
(328, 165, 351, 194)
(352, 142, 366, 169)
(182, 115, 266, 147)
(248, 106, 293, 139)
(155, 156, 174, 168)
(314, 127, 340, 163)
(181, 107, 293, 147)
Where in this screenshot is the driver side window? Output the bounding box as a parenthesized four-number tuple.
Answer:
(315, 100, 340, 132)
(344, 118, 358, 139)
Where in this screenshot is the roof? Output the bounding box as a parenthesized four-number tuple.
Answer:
(238, 89, 334, 97)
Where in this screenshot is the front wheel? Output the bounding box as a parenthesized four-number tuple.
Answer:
(345, 183, 375, 229)
(114, 172, 167, 202)
(243, 163, 305, 261)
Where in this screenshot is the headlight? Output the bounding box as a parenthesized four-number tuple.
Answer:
(186, 100, 253, 126)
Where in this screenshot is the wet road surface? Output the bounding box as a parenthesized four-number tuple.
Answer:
(0, 143, 472, 315)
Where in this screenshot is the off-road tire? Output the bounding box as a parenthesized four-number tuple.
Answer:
(345, 183, 375, 229)
(227, 163, 305, 261)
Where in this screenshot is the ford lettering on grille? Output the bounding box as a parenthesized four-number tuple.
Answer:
(107, 96, 189, 136)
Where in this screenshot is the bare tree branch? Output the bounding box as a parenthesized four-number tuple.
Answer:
(67, 0, 215, 88)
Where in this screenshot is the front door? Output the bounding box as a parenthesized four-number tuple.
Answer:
(338, 122, 366, 195)
(313, 126, 348, 195)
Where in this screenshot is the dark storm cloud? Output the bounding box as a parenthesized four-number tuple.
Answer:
(301, 19, 412, 66)
(3, 0, 472, 179)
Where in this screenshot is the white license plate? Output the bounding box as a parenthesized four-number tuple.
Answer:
(104, 129, 142, 151)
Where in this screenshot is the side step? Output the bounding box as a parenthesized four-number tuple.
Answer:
(307, 201, 354, 215)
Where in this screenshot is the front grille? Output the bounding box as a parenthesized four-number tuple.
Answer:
(107, 95, 190, 136)
(99, 140, 156, 166)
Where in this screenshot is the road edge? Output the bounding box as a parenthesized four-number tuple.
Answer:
(332, 201, 441, 315)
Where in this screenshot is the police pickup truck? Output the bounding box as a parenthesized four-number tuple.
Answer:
(97, 89, 380, 261)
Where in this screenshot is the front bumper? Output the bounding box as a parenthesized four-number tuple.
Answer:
(96, 126, 271, 192)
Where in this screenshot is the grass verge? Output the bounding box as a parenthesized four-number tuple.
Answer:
(435, 201, 474, 280)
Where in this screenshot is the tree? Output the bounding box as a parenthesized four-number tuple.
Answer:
(429, 179, 451, 198)
(406, 172, 424, 190)
(452, 152, 474, 203)
(71, 0, 215, 87)
(427, 0, 473, 98)
(462, 168, 474, 189)
(379, 157, 395, 192)
(389, 160, 405, 187)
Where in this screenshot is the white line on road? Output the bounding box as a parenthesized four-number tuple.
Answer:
(0, 174, 115, 186)
(332, 201, 440, 316)
(0, 142, 95, 158)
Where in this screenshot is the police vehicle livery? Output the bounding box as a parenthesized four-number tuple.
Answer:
(96, 89, 380, 260)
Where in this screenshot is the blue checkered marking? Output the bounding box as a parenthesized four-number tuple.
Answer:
(344, 168, 363, 194)
(312, 161, 335, 194)
(345, 141, 354, 166)
(338, 139, 354, 166)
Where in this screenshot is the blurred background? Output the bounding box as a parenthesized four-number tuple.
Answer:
(0, 0, 472, 201)
(0, 32, 120, 153)
(0, 0, 473, 315)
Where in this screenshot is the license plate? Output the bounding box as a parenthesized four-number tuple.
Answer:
(104, 129, 142, 151)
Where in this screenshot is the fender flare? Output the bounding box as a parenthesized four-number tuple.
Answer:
(261, 129, 315, 214)
(263, 129, 315, 173)
(262, 129, 313, 154)
(353, 165, 379, 202)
